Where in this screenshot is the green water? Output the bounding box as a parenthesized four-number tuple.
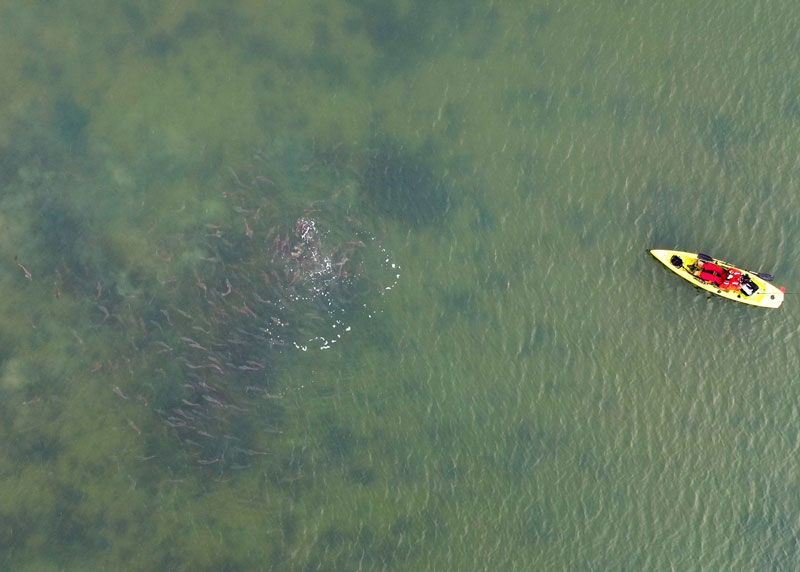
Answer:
(2, 1, 800, 570)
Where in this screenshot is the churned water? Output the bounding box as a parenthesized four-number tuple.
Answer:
(2, 1, 800, 570)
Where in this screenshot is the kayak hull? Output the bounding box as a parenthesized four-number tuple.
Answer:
(649, 249, 784, 308)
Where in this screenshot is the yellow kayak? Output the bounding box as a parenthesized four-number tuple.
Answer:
(650, 249, 785, 308)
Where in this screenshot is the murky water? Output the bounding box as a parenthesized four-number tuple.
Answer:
(1, 1, 800, 570)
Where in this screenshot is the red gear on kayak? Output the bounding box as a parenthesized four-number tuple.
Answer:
(720, 269, 742, 291)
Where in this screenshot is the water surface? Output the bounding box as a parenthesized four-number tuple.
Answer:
(1, 1, 799, 570)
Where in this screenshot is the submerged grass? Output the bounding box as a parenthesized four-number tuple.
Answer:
(0, 109, 411, 568)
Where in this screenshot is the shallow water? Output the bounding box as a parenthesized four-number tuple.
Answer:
(2, 1, 800, 570)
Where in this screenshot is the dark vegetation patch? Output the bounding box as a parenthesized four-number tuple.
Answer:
(344, 0, 489, 73)
(348, 463, 376, 486)
(0, 102, 84, 189)
(526, 7, 555, 31)
(36, 195, 92, 278)
(53, 94, 90, 150)
(309, 22, 351, 86)
(265, 446, 313, 500)
(141, 7, 247, 59)
(7, 431, 62, 464)
(467, 7, 502, 58)
(303, 513, 420, 572)
(344, 0, 439, 72)
(524, 501, 557, 542)
(323, 423, 356, 463)
(687, 106, 764, 158)
(214, 11, 352, 86)
(434, 285, 489, 329)
(506, 420, 563, 479)
(608, 92, 661, 129)
(739, 505, 800, 570)
(516, 316, 556, 357)
(121, 2, 154, 31)
(471, 201, 495, 230)
(362, 137, 451, 226)
(143, 30, 177, 57)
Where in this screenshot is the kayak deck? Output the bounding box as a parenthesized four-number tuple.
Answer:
(649, 249, 784, 308)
